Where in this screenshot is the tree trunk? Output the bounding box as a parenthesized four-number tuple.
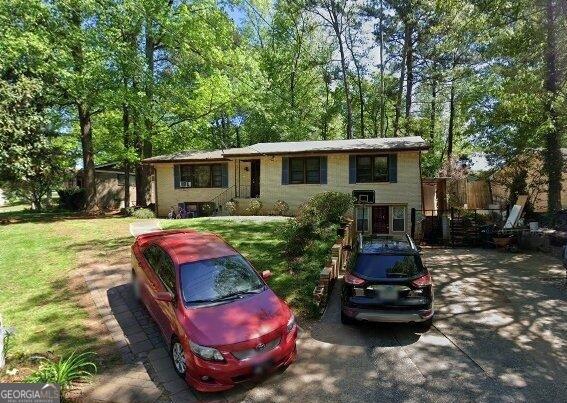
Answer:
(447, 80, 456, 167)
(379, 0, 385, 137)
(404, 24, 414, 134)
(328, 0, 353, 139)
(122, 102, 130, 209)
(544, 0, 562, 213)
(430, 79, 437, 140)
(78, 103, 97, 211)
(137, 16, 155, 208)
(393, 25, 408, 137)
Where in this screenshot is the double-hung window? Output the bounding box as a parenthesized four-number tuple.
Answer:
(290, 157, 321, 184)
(392, 206, 406, 232)
(356, 155, 389, 183)
(179, 164, 225, 188)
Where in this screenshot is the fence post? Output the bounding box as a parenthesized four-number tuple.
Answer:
(450, 207, 455, 247)
(411, 208, 416, 239)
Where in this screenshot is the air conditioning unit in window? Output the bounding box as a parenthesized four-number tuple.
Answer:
(352, 190, 375, 204)
(179, 181, 192, 188)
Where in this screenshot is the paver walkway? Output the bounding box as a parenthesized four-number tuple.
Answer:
(81, 247, 566, 402)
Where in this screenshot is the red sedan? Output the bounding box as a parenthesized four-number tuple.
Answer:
(131, 229, 297, 392)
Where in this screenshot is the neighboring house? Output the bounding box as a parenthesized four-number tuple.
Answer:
(144, 136, 428, 235)
(74, 162, 140, 209)
(0, 189, 6, 207)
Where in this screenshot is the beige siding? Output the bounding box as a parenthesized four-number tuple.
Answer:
(154, 152, 423, 234)
(257, 152, 422, 209)
(154, 163, 235, 217)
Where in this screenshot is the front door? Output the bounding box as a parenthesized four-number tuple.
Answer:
(372, 206, 390, 234)
(250, 160, 260, 198)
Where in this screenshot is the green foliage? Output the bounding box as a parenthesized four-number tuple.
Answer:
(225, 200, 238, 215)
(272, 200, 290, 216)
(57, 188, 87, 211)
(131, 208, 156, 219)
(304, 192, 354, 225)
(200, 202, 216, 216)
(245, 199, 263, 215)
(26, 351, 97, 392)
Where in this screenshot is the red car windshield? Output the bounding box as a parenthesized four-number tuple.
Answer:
(180, 255, 265, 305)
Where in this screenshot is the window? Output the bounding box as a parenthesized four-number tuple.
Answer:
(180, 255, 265, 305)
(353, 254, 425, 280)
(356, 206, 369, 232)
(143, 245, 175, 291)
(392, 206, 406, 232)
(356, 155, 389, 183)
(179, 164, 225, 188)
(289, 157, 321, 184)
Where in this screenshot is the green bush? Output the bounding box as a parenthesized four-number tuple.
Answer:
(57, 187, 86, 211)
(245, 199, 262, 215)
(304, 192, 354, 225)
(132, 208, 155, 219)
(201, 202, 217, 216)
(225, 200, 238, 215)
(26, 351, 97, 392)
(281, 218, 315, 263)
(272, 200, 290, 216)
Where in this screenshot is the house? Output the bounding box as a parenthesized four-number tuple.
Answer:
(73, 162, 148, 209)
(0, 189, 6, 207)
(144, 136, 429, 235)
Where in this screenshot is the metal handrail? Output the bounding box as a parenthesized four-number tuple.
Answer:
(209, 186, 236, 214)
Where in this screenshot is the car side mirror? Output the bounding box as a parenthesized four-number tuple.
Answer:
(155, 291, 175, 303)
(417, 246, 422, 252)
(262, 270, 272, 280)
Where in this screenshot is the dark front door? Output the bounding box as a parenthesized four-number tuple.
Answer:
(372, 206, 389, 234)
(250, 160, 260, 198)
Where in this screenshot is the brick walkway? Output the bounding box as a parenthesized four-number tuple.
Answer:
(80, 262, 209, 402)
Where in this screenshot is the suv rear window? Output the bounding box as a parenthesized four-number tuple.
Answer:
(353, 254, 425, 279)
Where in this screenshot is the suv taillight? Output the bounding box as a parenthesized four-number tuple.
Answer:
(411, 274, 432, 288)
(344, 273, 366, 286)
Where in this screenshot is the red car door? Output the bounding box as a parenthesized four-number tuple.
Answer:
(139, 245, 165, 323)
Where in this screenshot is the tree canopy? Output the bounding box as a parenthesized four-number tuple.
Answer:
(0, 0, 565, 212)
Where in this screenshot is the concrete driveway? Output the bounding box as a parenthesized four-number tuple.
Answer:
(84, 248, 566, 402)
(227, 248, 566, 402)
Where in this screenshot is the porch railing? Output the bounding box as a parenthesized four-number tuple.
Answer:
(209, 186, 236, 215)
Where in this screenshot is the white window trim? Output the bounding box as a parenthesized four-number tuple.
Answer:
(391, 205, 406, 232)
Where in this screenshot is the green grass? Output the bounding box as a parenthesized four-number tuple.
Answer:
(0, 212, 332, 364)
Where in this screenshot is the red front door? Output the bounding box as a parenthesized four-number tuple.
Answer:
(372, 206, 389, 234)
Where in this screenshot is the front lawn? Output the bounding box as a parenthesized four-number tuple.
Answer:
(0, 210, 328, 373)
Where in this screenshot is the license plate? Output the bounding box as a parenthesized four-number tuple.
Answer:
(375, 285, 398, 301)
(252, 360, 273, 376)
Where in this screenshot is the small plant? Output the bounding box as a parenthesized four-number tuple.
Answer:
(225, 200, 238, 215)
(272, 200, 290, 216)
(200, 202, 217, 216)
(245, 199, 262, 215)
(132, 208, 155, 219)
(26, 351, 97, 392)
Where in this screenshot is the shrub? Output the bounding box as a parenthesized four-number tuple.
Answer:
(245, 199, 262, 215)
(57, 187, 86, 211)
(304, 192, 354, 225)
(26, 351, 97, 392)
(272, 200, 290, 216)
(201, 202, 217, 216)
(281, 218, 315, 263)
(225, 200, 238, 215)
(132, 208, 155, 219)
